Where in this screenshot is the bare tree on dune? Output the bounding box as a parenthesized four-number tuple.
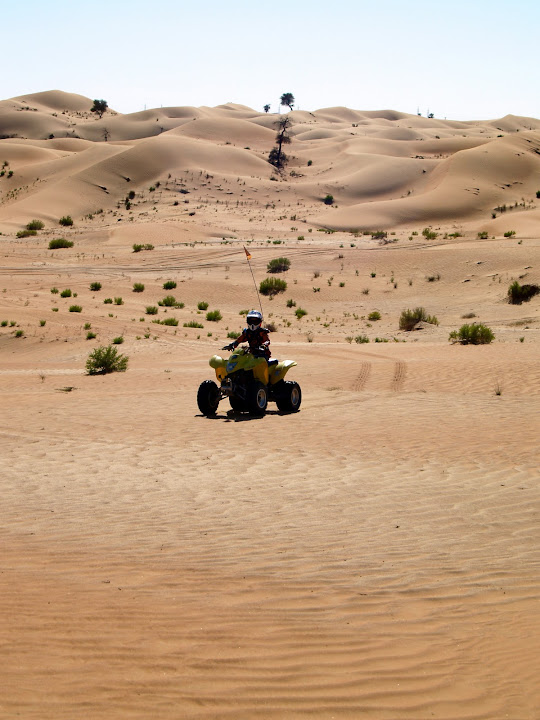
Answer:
(268, 116, 292, 170)
(280, 93, 295, 112)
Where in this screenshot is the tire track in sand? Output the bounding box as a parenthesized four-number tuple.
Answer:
(391, 360, 407, 391)
(352, 361, 371, 391)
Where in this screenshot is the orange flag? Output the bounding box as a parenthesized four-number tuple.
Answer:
(244, 246, 252, 260)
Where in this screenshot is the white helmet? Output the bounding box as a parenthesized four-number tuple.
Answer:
(246, 310, 263, 331)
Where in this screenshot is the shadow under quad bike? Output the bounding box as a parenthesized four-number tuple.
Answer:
(197, 345, 301, 417)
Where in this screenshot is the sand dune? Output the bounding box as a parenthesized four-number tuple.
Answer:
(1, 90, 539, 719)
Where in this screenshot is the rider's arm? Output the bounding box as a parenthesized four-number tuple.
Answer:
(232, 329, 248, 347)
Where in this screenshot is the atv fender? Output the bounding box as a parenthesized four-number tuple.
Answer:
(210, 354, 227, 382)
(269, 360, 297, 384)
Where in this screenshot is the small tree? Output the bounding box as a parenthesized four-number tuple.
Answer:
(263, 104, 271, 113)
(269, 116, 292, 170)
(90, 99, 108, 119)
(280, 92, 295, 111)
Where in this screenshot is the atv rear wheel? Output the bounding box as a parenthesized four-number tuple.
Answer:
(197, 380, 220, 416)
(275, 381, 302, 413)
(247, 381, 268, 416)
(229, 395, 247, 412)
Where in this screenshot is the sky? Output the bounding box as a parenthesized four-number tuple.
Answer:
(3, 0, 540, 120)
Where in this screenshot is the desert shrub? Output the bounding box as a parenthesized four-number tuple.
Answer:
(1, 320, 8, 326)
(104, 298, 113, 304)
(371, 230, 387, 240)
(133, 283, 145, 292)
(227, 330, 240, 339)
(17, 229, 37, 238)
(267, 257, 291, 273)
(184, 320, 203, 328)
(368, 311, 381, 321)
(158, 317, 179, 326)
(159, 295, 177, 307)
(27, 220, 44, 231)
(507, 281, 540, 304)
(51, 287, 59, 294)
(60, 288, 72, 298)
(197, 301, 209, 310)
(133, 243, 154, 252)
(86, 331, 97, 339)
(14, 329, 24, 337)
(355, 335, 369, 343)
(504, 230, 516, 238)
(112, 336, 124, 344)
(286, 298, 296, 307)
(399, 307, 439, 331)
(86, 345, 128, 374)
(69, 305, 82, 312)
(477, 231, 489, 239)
(163, 280, 177, 290)
(206, 310, 222, 322)
(449, 323, 494, 345)
(114, 297, 123, 305)
(39, 320, 46, 327)
(426, 273, 441, 282)
(422, 228, 438, 240)
(49, 238, 73, 249)
(323, 194, 334, 205)
(90, 282, 102, 291)
(146, 306, 158, 315)
(260, 277, 287, 296)
(295, 307, 307, 319)
(59, 216, 73, 226)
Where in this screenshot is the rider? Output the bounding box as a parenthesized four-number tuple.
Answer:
(224, 310, 271, 360)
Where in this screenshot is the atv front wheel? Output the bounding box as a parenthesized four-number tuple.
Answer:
(197, 380, 220, 416)
(275, 381, 302, 413)
(247, 381, 268, 416)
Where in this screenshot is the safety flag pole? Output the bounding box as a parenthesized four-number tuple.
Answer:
(244, 246, 264, 316)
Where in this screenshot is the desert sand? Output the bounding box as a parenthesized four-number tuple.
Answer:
(1, 90, 539, 719)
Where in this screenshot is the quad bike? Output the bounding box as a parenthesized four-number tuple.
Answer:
(197, 345, 301, 417)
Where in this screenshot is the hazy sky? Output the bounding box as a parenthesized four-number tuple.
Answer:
(3, 0, 539, 120)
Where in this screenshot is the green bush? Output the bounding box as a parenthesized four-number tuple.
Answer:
(146, 306, 158, 315)
(60, 288, 72, 298)
(267, 257, 291, 273)
(114, 297, 123, 305)
(86, 331, 97, 340)
(449, 323, 494, 345)
(49, 238, 73, 249)
(133, 283, 145, 292)
(477, 231, 489, 239)
(157, 317, 179, 326)
(69, 305, 82, 312)
(355, 335, 369, 343)
(86, 345, 128, 374)
(504, 230, 516, 238)
(295, 307, 307, 319)
(27, 220, 44, 231)
(206, 310, 222, 322)
(51, 287, 59, 294)
(90, 282, 102, 291)
(159, 295, 177, 307)
(133, 243, 154, 253)
(260, 277, 287, 296)
(163, 280, 177, 290)
(59, 216, 73, 226)
(422, 228, 438, 240)
(286, 298, 296, 307)
(507, 281, 540, 305)
(184, 320, 203, 328)
(17, 229, 37, 238)
(112, 336, 124, 344)
(399, 307, 439, 331)
(227, 330, 240, 339)
(368, 311, 381, 321)
(197, 301, 209, 310)
(323, 194, 334, 205)
(104, 298, 113, 304)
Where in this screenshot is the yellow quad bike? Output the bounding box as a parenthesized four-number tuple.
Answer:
(197, 345, 301, 417)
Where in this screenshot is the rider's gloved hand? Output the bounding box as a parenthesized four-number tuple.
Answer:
(223, 343, 235, 351)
